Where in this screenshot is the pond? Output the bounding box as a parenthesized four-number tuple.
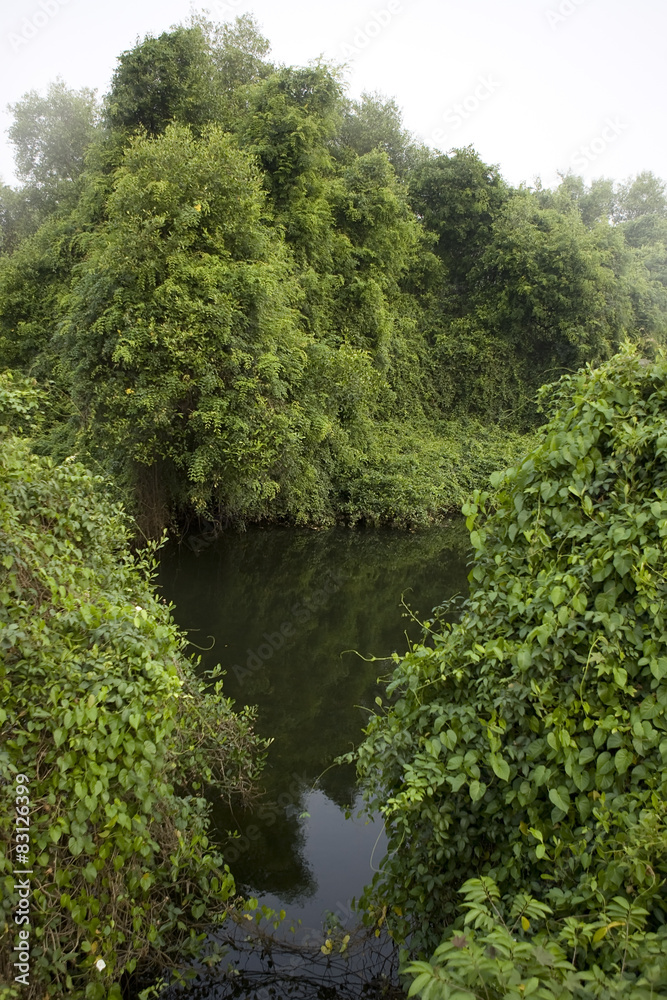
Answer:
(157, 523, 470, 996)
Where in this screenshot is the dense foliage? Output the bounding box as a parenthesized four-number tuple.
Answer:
(351, 347, 667, 996)
(1, 12, 667, 1000)
(1, 16, 665, 533)
(0, 373, 266, 999)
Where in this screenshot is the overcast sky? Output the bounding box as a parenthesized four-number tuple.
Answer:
(0, 0, 664, 190)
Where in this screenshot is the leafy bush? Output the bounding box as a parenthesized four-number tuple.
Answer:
(335, 418, 535, 527)
(350, 346, 667, 993)
(0, 373, 266, 998)
(404, 875, 667, 998)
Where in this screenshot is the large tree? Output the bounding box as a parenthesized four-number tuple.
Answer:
(336, 90, 417, 175)
(1, 80, 100, 247)
(408, 147, 509, 306)
(104, 26, 219, 138)
(8, 78, 100, 189)
(613, 170, 667, 223)
(56, 123, 308, 532)
(430, 190, 647, 424)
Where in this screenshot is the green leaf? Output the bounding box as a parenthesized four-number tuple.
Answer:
(572, 593, 587, 613)
(613, 551, 633, 577)
(490, 754, 510, 781)
(594, 591, 615, 614)
(408, 972, 433, 997)
(548, 787, 570, 813)
(83, 862, 97, 883)
(613, 666, 627, 687)
(441, 729, 457, 751)
(650, 658, 667, 681)
(447, 773, 467, 792)
(469, 780, 486, 802)
(517, 648, 532, 670)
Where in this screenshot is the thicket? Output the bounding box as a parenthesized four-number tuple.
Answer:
(0, 16, 665, 533)
(0, 372, 267, 999)
(1, 14, 667, 1000)
(350, 347, 667, 997)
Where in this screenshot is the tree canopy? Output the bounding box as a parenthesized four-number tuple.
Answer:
(0, 17, 665, 534)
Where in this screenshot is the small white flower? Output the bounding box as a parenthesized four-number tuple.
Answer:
(95, 959, 106, 972)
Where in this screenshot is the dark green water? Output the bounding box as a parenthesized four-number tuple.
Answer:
(157, 523, 470, 953)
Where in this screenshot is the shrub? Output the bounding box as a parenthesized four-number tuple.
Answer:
(350, 346, 667, 994)
(0, 372, 265, 999)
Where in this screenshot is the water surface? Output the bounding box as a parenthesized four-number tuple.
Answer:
(158, 524, 470, 943)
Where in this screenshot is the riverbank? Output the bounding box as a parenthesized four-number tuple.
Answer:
(0, 372, 267, 1000)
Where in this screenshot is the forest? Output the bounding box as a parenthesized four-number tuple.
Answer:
(2, 14, 666, 537)
(1, 11, 667, 1000)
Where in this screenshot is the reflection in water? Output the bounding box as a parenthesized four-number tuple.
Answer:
(158, 524, 470, 931)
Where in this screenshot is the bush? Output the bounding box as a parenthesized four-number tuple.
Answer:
(335, 418, 534, 527)
(350, 346, 667, 995)
(0, 373, 266, 999)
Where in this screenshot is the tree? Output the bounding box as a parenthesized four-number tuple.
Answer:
(431, 191, 644, 424)
(0, 214, 79, 370)
(7, 78, 100, 189)
(577, 176, 616, 227)
(613, 170, 667, 223)
(328, 150, 433, 377)
(2, 80, 100, 244)
(408, 147, 508, 303)
(0, 182, 15, 251)
(614, 173, 667, 309)
(337, 91, 416, 175)
(56, 123, 309, 534)
(538, 173, 616, 228)
(104, 26, 219, 138)
(207, 12, 273, 94)
(621, 213, 667, 250)
(239, 63, 343, 212)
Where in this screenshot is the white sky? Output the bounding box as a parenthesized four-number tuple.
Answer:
(0, 0, 665, 191)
